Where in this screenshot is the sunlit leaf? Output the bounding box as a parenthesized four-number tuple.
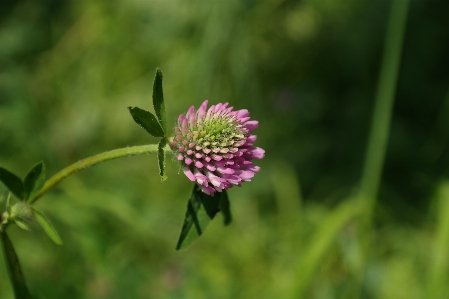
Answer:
(158, 138, 168, 181)
(32, 207, 63, 245)
(0, 231, 33, 299)
(176, 185, 222, 250)
(128, 107, 165, 137)
(152, 68, 167, 133)
(24, 161, 45, 201)
(0, 167, 24, 200)
(219, 190, 232, 226)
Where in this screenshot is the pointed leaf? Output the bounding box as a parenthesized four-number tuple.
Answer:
(152, 68, 167, 133)
(0, 167, 24, 200)
(158, 138, 168, 181)
(176, 185, 222, 250)
(0, 231, 33, 299)
(128, 107, 165, 137)
(32, 207, 63, 245)
(14, 220, 30, 231)
(219, 190, 232, 226)
(24, 161, 46, 201)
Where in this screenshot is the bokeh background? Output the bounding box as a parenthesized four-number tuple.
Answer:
(1, 0, 449, 298)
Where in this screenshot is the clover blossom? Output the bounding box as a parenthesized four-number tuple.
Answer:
(170, 100, 265, 196)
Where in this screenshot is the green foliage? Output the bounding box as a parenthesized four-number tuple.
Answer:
(32, 207, 63, 245)
(153, 68, 167, 133)
(23, 162, 45, 202)
(219, 190, 232, 226)
(176, 186, 230, 250)
(128, 107, 165, 137)
(0, 232, 32, 299)
(0, 168, 24, 200)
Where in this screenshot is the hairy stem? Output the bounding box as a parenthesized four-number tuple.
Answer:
(29, 144, 161, 204)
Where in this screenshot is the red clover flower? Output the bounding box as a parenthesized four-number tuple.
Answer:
(170, 100, 265, 196)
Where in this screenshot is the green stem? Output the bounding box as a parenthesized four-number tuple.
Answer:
(29, 144, 160, 204)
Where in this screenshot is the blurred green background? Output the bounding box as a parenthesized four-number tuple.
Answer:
(1, 0, 449, 298)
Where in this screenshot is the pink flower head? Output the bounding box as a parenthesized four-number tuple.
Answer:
(170, 100, 265, 196)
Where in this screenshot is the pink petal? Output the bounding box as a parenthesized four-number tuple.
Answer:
(205, 163, 216, 171)
(197, 100, 209, 120)
(178, 114, 185, 127)
(222, 174, 241, 185)
(244, 120, 259, 131)
(236, 109, 249, 118)
(216, 167, 235, 175)
(249, 147, 265, 159)
(223, 153, 234, 159)
(181, 117, 188, 134)
(237, 170, 255, 182)
(247, 135, 257, 143)
(195, 160, 204, 169)
(206, 171, 225, 187)
(183, 167, 196, 181)
(186, 106, 195, 121)
(211, 154, 222, 161)
(194, 169, 208, 185)
(199, 184, 216, 196)
(239, 117, 250, 123)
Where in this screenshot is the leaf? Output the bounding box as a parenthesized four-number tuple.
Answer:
(0, 189, 9, 207)
(152, 68, 167, 133)
(0, 231, 33, 299)
(32, 207, 63, 245)
(24, 161, 45, 201)
(219, 190, 232, 226)
(158, 138, 168, 181)
(176, 185, 222, 250)
(0, 167, 24, 200)
(128, 107, 165, 137)
(14, 220, 30, 231)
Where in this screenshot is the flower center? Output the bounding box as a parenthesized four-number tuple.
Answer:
(174, 113, 246, 155)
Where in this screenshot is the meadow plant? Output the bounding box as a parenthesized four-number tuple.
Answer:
(0, 69, 264, 298)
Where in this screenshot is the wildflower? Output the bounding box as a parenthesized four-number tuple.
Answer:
(170, 100, 265, 195)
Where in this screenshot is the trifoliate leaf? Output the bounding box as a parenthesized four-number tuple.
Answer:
(158, 138, 168, 182)
(0, 231, 33, 299)
(32, 207, 63, 245)
(176, 185, 222, 250)
(128, 107, 165, 137)
(24, 161, 46, 201)
(152, 68, 167, 133)
(0, 167, 24, 200)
